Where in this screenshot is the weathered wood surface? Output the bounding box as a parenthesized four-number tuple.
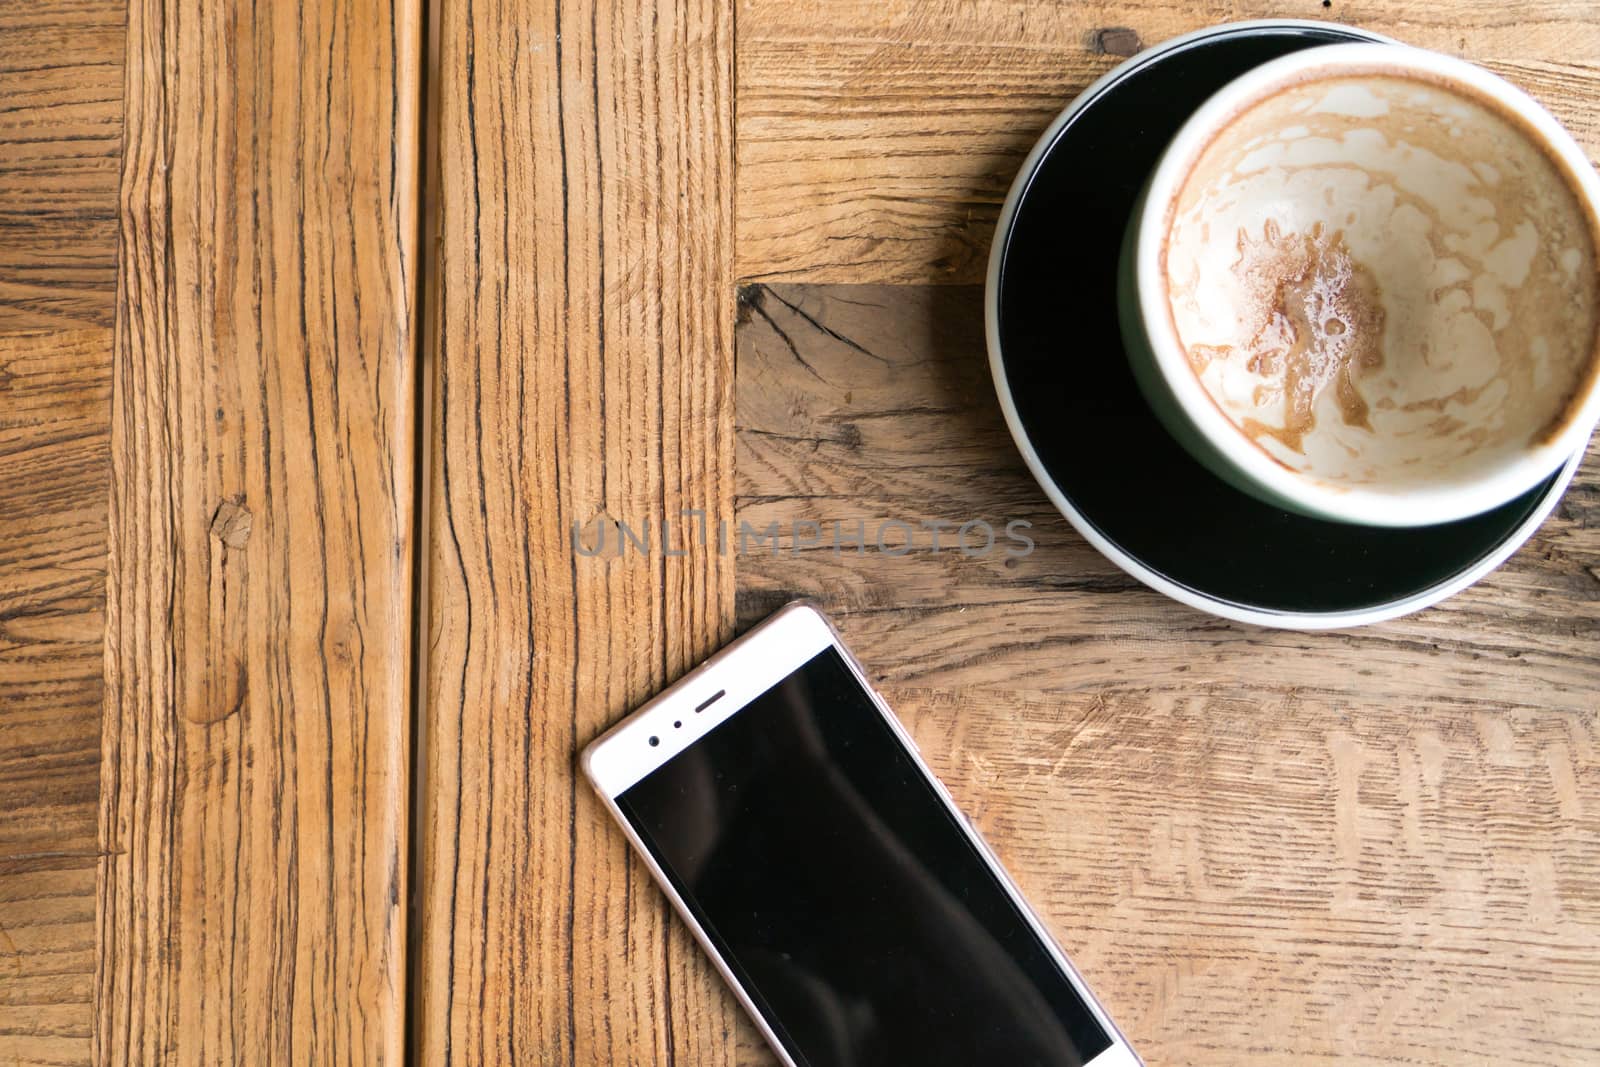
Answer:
(0, 1, 124, 331)
(735, 282, 1600, 1063)
(736, 1, 1600, 285)
(894, 685, 1600, 1065)
(0, 2, 123, 1063)
(736, 284, 1600, 710)
(95, 0, 422, 1062)
(2, 0, 1598, 1062)
(0, 329, 112, 1067)
(413, 0, 738, 1061)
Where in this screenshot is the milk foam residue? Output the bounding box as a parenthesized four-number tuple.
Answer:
(1163, 73, 1599, 487)
(1187, 220, 1385, 453)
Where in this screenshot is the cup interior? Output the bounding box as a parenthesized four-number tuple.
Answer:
(1138, 44, 1600, 525)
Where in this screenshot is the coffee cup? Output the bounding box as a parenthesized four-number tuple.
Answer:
(1117, 43, 1600, 526)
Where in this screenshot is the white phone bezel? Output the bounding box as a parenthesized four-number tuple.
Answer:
(580, 601, 1142, 1067)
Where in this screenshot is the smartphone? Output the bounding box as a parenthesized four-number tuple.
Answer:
(581, 602, 1140, 1067)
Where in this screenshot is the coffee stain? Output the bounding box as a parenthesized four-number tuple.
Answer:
(1401, 381, 1492, 413)
(1192, 221, 1386, 453)
(1185, 344, 1228, 375)
(1169, 72, 1600, 477)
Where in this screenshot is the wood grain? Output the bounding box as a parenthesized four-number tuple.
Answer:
(0, 0, 1591, 1060)
(736, 0, 1600, 285)
(413, 0, 739, 1059)
(889, 684, 1600, 1065)
(96, 0, 421, 1062)
(736, 284, 1600, 711)
(0, 4, 123, 1063)
(0, 1, 125, 329)
(734, 282, 1600, 1062)
(0, 329, 112, 1067)
(0, 867, 98, 1067)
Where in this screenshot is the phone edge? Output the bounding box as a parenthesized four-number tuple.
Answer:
(817, 613, 1147, 1067)
(579, 599, 1144, 1067)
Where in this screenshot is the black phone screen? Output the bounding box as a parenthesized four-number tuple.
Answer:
(616, 647, 1115, 1067)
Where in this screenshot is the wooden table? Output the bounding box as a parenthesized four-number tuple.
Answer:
(2, 0, 1598, 1063)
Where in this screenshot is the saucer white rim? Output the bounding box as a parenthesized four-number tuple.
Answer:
(985, 18, 1583, 630)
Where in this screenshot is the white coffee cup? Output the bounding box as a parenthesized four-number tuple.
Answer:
(1118, 43, 1600, 526)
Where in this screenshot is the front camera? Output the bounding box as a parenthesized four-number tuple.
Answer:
(648, 736, 660, 747)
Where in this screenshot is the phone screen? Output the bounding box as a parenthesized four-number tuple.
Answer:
(616, 646, 1115, 1067)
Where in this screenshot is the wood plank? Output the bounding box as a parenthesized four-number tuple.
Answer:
(0, 868, 98, 1067)
(888, 684, 1600, 1065)
(0, 328, 112, 1067)
(736, 2, 1600, 285)
(96, 0, 422, 1061)
(736, 284, 1600, 712)
(734, 284, 1600, 1062)
(0, 3, 123, 1063)
(413, 0, 739, 1059)
(0, 1, 125, 329)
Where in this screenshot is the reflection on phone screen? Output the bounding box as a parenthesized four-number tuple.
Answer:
(618, 648, 1113, 1067)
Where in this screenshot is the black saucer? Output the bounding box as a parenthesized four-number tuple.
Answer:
(988, 21, 1576, 627)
